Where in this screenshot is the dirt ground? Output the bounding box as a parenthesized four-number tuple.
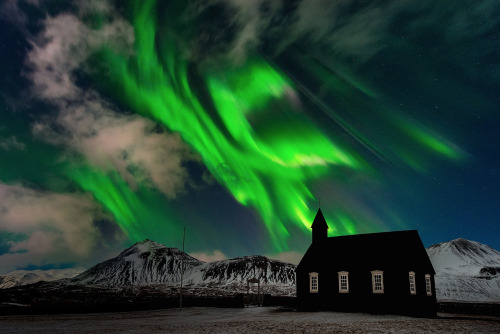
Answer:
(1, 307, 499, 333)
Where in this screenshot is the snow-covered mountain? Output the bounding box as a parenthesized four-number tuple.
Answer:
(184, 255, 296, 286)
(73, 239, 203, 285)
(427, 238, 500, 275)
(427, 238, 500, 302)
(71, 240, 295, 293)
(2, 238, 499, 303)
(0, 267, 86, 289)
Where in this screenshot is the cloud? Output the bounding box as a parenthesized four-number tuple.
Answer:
(266, 251, 303, 265)
(0, 136, 26, 151)
(189, 249, 228, 263)
(33, 101, 194, 198)
(186, 0, 500, 69)
(0, 1, 202, 273)
(205, 0, 283, 64)
(184, 0, 284, 65)
(0, 183, 114, 273)
(0, 231, 28, 255)
(0, 0, 36, 27)
(26, 13, 134, 101)
(26, 7, 195, 198)
(183, 0, 391, 65)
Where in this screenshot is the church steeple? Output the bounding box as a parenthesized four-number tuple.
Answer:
(311, 208, 328, 244)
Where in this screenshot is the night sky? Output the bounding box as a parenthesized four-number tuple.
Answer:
(0, 0, 499, 274)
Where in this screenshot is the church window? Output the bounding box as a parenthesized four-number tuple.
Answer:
(425, 274, 432, 296)
(338, 271, 349, 293)
(409, 271, 416, 294)
(371, 270, 384, 293)
(309, 272, 318, 293)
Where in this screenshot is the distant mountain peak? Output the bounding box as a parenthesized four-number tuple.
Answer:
(427, 237, 500, 275)
(67, 240, 295, 288)
(429, 238, 500, 263)
(73, 239, 202, 286)
(236, 255, 268, 261)
(119, 239, 182, 258)
(450, 237, 468, 245)
(132, 239, 168, 249)
(427, 238, 500, 302)
(449, 237, 483, 247)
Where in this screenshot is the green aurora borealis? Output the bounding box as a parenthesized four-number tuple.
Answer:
(88, 0, 368, 250)
(0, 0, 499, 271)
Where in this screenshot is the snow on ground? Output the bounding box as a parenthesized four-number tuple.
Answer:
(1, 307, 499, 334)
(435, 273, 500, 302)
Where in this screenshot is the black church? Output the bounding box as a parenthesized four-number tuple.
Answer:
(296, 209, 437, 317)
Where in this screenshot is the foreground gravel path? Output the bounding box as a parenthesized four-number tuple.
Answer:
(1, 307, 499, 333)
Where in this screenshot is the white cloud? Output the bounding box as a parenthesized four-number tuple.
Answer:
(26, 13, 134, 101)
(0, 2, 199, 273)
(33, 100, 193, 198)
(27, 7, 194, 198)
(0, 183, 109, 273)
(189, 249, 228, 263)
(266, 251, 303, 265)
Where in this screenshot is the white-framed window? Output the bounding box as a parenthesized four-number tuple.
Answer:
(425, 274, 432, 296)
(409, 271, 416, 295)
(338, 271, 349, 293)
(309, 272, 319, 293)
(371, 270, 384, 293)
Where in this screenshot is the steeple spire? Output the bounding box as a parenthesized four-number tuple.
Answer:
(311, 208, 328, 244)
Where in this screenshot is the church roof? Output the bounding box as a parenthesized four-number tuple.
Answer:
(298, 230, 435, 274)
(311, 208, 328, 229)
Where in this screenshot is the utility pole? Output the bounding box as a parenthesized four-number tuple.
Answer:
(179, 227, 185, 310)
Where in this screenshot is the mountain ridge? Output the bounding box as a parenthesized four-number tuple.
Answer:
(2, 237, 500, 302)
(426, 238, 500, 302)
(0, 267, 86, 289)
(73, 239, 205, 286)
(63, 239, 295, 294)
